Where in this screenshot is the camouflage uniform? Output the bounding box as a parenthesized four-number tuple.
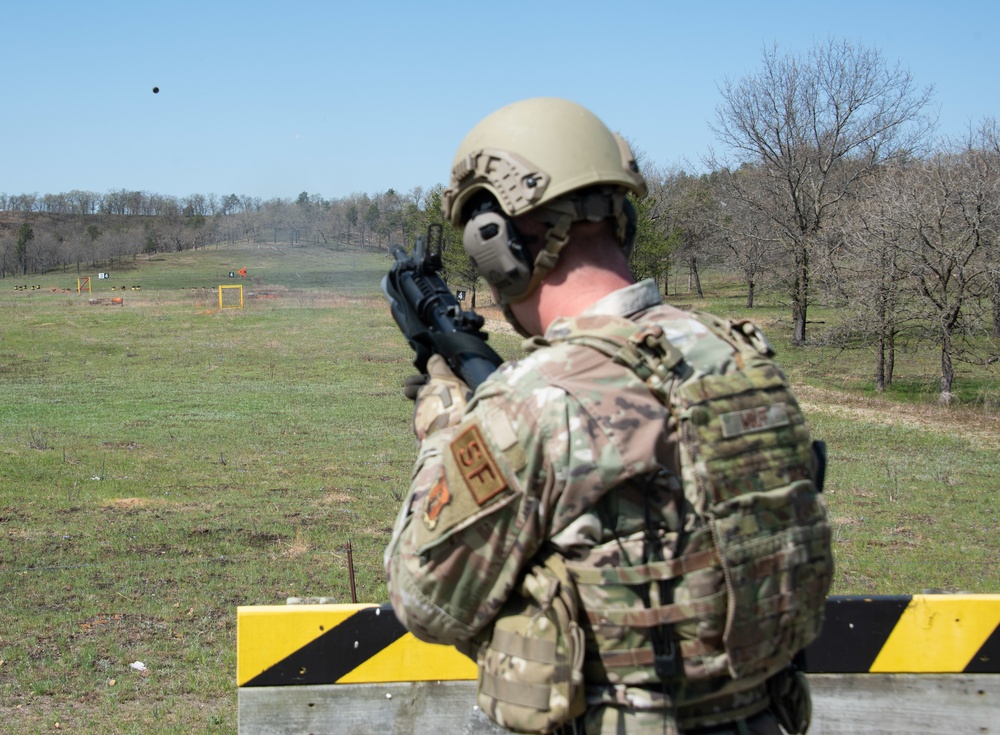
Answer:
(385, 279, 792, 735)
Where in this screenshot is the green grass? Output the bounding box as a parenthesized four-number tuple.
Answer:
(1, 249, 997, 733)
(0, 250, 428, 732)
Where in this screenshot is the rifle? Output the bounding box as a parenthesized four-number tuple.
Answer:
(381, 223, 504, 391)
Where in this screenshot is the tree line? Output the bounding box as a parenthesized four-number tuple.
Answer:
(0, 188, 430, 273)
(3, 39, 997, 404)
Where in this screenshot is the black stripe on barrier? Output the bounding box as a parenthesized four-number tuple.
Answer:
(965, 622, 1000, 673)
(244, 605, 408, 687)
(804, 596, 911, 673)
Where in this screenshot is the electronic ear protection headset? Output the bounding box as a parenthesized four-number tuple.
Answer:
(462, 200, 535, 302)
(462, 189, 639, 303)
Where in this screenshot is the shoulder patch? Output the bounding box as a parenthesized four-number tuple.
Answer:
(422, 477, 452, 530)
(450, 423, 507, 505)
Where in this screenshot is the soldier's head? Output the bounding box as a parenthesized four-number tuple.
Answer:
(441, 98, 647, 317)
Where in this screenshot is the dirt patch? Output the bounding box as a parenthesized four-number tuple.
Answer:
(282, 532, 310, 558)
(102, 496, 216, 513)
(75, 613, 125, 636)
(319, 490, 351, 504)
(103, 497, 155, 510)
(794, 384, 1000, 447)
(100, 441, 140, 450)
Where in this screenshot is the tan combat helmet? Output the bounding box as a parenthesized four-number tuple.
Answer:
(441, 98, 647, 307)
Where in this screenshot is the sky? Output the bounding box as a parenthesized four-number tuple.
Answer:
(3, 0, 998, 203)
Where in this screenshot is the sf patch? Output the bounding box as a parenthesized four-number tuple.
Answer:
(450, 423, 507, 505)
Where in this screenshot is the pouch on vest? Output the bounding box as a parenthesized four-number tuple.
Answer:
(473, 551, 586, 734)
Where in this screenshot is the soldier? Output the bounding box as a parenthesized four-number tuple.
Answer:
(385, 98, 831, 735)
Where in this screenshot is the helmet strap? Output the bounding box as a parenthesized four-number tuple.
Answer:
(504, 208, 573, 305)
(493, 187, 637, 338)
(504, 187, 632, 305)
(501, 302, 534, 339)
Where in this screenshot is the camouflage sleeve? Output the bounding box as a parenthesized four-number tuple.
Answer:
(384, 372, 558, 645)
(384, 343, 661, 645)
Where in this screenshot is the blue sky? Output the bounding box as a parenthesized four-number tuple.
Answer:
(3, 1, 997, 202)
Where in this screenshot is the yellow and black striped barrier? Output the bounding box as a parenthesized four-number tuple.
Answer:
(238, 595, 1000, 686)
(238, 603, 475, 687)
(806, 595, 1000, 673)
(237, 596, 1000, 735)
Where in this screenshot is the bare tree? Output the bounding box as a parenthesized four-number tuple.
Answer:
(977, 118, 1000, 339)
(710, 38, 933, 344)
(837, 168, 917, 391)
(716, 170, 783, 308)
(880, 143, 998, 404)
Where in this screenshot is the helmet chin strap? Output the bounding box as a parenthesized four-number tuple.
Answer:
(501, 187, 633, 310)
(495, 206, 572, 338)
(501, 302, 534, 339)
(503, 207, 573, 306)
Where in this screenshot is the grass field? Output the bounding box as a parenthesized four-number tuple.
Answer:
(1, 243, 997, 733)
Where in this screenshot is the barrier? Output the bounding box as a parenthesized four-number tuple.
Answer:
(237, 596, 1000, 735)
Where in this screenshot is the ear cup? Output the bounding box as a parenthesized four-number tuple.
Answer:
(462, 210, 534, 300)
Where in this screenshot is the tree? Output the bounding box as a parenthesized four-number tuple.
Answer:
(363, 201, 380, 250)
(630, 192, 678, 293)
(838, 169, 914, 391)
(710, 38, 933, 344)
(662, 171, 722, 297)
(377, 189, 405, 247)
(629, 164, 682, 294)
(0, 233, 12, 278)
(977, 118, 1000, 339)
(875, 144, 998, 404)
(344, 201, 360, 246)
(16, 223, 34, 275)
(716, 170, 782, 308)
(263, 199, 287, 244)
(416, 188, 479, 304)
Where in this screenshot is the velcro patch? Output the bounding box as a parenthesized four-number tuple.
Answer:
(719, 403, 790, 438)
(484, 406, 526, 472)
(450, 424, 507, 505)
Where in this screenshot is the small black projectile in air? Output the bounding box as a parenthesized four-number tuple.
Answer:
(152, 86, 160, 94)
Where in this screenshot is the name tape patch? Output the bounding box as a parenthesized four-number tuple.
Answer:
(720, 403, 790, 438)
(450, 424, 507, 505)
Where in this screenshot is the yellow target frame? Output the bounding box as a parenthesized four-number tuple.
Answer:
(219, 284, 244, 309)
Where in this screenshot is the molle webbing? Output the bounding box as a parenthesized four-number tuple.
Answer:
(553, 310, 833, 703)
(567, 548, 718, 586)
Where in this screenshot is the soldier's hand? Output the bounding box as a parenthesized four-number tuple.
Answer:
(412, 355, 470, 441)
